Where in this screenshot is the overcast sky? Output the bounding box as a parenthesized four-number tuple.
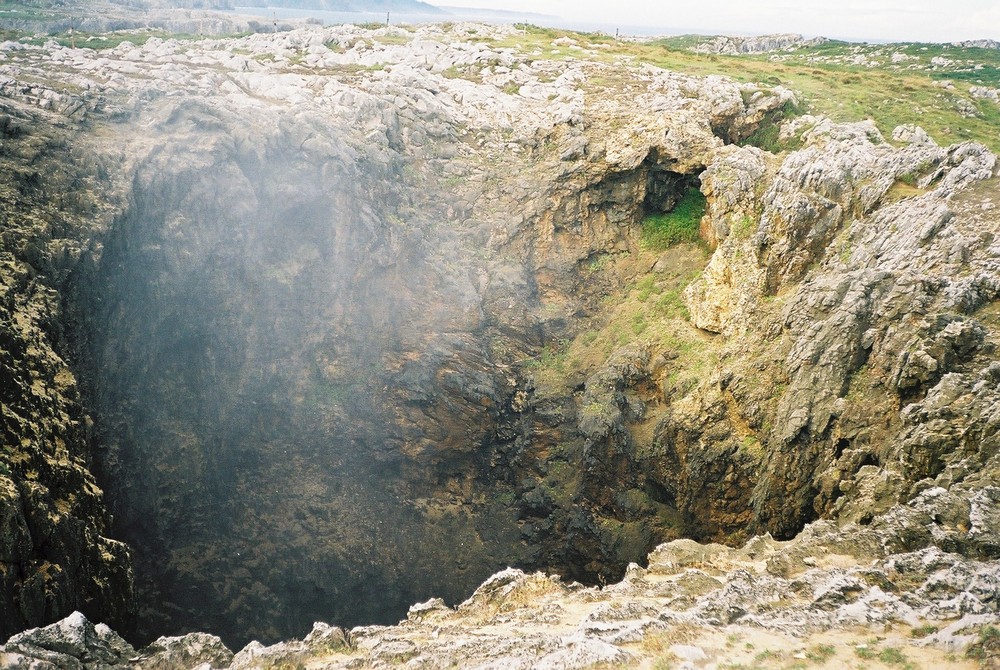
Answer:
(434, 1, 1000, 42)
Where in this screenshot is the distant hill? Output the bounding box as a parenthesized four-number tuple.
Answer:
(100, 0, 443, 10)
(435, 5, 556, 20)
(237, 0, 444, 12)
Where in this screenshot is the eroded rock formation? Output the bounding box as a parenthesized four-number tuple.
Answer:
(6, 486, 1000, 668)
(1, 20, 999, 665)
(0, 100, 133, 639)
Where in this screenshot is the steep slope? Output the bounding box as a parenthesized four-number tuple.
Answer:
(0, 20, 999, 663)
(0, 99, 134, 639)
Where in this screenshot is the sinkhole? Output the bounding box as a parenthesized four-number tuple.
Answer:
(64, 110, 721, 649)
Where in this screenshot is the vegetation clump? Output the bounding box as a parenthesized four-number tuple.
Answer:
(967, 625, 1000, 663)
(641, 187, 707, 250)
(738, 99, 805, 153)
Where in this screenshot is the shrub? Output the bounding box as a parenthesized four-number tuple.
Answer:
(967, 626, 1000, 661)
(877, 647, 911, 667)
(806, 644, 836, 662)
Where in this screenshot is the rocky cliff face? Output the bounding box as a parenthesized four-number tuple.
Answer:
(1, 19, 999, 665)
(0, 99, 133, 640)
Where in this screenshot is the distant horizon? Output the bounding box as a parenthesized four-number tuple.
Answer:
(424, 1, 1000, 43)
(232, 3, 998, 45)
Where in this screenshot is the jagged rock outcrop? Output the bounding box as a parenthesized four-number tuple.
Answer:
(1, 610, 137, 669)
(1, 18, 1000, 665)
(692, 34, 830, 55)
(971, 86, 1000, 105)
(6, 483, 1000, 668)
(680, 112, 999, 540)
(955, 39, 1000, 50)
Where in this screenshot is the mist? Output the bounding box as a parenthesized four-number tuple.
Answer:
(69, 100, 524, 645)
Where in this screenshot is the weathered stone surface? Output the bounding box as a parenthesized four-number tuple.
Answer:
(7, 501, 1000, 669)
(133, 633, 233, 670)
(0, 611, 134, 669)
(692, 34, 830, 55)
(1, 17, 999, 669)
(0, 99, 135, 639)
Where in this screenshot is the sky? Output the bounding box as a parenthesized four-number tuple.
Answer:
(432, 0, 1000, 43)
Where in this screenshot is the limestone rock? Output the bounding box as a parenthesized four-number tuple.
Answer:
(692, 34, 830, 55)
(133, 633, 233, 670)
(0, 611, 134, 669)
(6, 508, 1000, 669)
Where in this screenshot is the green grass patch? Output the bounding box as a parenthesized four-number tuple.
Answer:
(754, 649, 783, 663)
(483, 25, 1000, 152)
(855, 645, 876, 660)
(739, 99, 806, 153)
(654, 289, 689, 319)
(634, 275, 660, 302)
(741, 122, 781, 153)
(523, 338, 570, 373)
(806, 644, 836, 663)
(877, 647, 913, 668)
(526, 247, 710, 401)
(909, 624, 938, 638)
(0, 3, 60, 23)
(374, 34, 413, 46)
(502, 81, 521, 95)
(732, 215, 757, 239)
(442, 65, 481, 82)
(641, 188, 706, 250)
(654, 34, 712, 50)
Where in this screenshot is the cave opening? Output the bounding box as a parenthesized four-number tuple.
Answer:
(642, 157, 703, 216)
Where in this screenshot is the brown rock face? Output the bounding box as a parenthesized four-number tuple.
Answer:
(0, 100, 134, 640)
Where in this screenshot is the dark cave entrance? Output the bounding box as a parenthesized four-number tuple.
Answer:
(643, 161, 703, 216)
